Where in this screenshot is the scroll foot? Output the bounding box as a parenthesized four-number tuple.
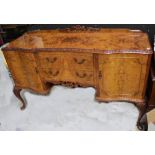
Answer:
(137, 114, 148, 131)
(137, 103, 148, 131)
(13, 86, 26, 110)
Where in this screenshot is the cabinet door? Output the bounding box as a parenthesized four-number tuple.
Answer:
(98, 54, 150, 102)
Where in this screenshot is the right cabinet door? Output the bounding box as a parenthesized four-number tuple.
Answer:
(97, 53, 150, 102)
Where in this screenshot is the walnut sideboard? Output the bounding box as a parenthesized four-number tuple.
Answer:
(2, 26, 153, 130)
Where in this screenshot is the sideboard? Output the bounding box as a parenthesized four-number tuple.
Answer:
(2, 26, 153, 130)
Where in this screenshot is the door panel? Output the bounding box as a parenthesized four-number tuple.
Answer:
(98, 54, 148, 100)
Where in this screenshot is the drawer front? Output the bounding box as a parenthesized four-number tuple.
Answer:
(41, 68, 63, 81)
(67, 53, 93, 71)
(69, 69, 94, 85)
(37, 52, 63, 69)
(40, 67, 94, 85)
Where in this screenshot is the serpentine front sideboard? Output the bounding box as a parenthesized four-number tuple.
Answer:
(1, 26, 153, 130)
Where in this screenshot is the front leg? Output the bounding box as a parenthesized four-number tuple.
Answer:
(136, 102, 148, 131)
(13, 86, 26, 110)
(138, 114, 148, 131)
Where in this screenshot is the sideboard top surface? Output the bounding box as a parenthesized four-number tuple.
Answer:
(2, 28, 152, 54)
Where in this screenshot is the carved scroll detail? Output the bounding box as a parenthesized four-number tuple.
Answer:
(48, 81, 87, 88)
(59, 25, 100, 32)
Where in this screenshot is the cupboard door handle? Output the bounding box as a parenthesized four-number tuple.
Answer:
(74, 58, 86, 64)
(76, 72, 87, 78)
(99, 71, 102, 78)
(49, 70, 59, 76)
(35, 67, 39, 74)
(46, 57, 57, 63)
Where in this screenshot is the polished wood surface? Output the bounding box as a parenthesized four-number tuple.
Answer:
(2, 27, 153, 130)
(4, 27, 151, 52)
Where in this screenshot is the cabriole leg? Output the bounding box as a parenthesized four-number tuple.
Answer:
(138, 114, 148, 131)
(13, 86, 26, 110)
(137, 103, 148, 131)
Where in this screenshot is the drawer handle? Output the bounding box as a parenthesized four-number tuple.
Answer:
(49, 70, 59, 76)
(74, 58, 86, 64)
(76, 72, 87, 78)
(46, 57, 57, 63)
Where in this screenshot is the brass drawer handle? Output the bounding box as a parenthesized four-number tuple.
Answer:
(74, 58, 86, 64)
(76, 72, 87, 78)
(43, 70, 59, 76)
(49, 70, 59, 76)
(46, 57, 57, 63)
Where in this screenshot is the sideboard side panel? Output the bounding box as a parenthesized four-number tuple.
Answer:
(3, 51, 29, 87)
(18, 51, 49, 92)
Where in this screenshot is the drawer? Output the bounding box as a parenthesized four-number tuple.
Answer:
(71, 69, 94, 85)
(67, 53, 93, 70)
(40, 68, 63, 81)
(37, 52, 63, 69)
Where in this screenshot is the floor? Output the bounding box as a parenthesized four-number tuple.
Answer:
(0, 48, 155, 131)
